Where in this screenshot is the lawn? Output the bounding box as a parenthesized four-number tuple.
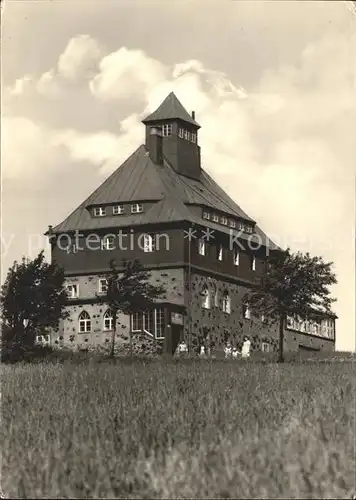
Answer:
(1, 356, 355, 499)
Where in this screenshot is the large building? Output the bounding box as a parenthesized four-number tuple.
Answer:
(46, 92, 336, 355)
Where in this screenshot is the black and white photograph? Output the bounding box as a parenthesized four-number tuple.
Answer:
(1, 0, 355, 498)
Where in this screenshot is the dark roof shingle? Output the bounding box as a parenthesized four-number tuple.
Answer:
(142, 92, 200, 128)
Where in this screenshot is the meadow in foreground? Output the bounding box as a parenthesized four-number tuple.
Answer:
(1, 356, 354, 499)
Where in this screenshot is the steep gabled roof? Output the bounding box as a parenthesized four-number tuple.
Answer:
(49, 144, 277, 249)
(142, 92, 200, 128)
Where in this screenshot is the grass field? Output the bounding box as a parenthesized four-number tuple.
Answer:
(1, 355, 355, 499)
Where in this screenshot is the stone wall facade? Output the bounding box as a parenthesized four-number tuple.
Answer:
(51, 267, 334, 354)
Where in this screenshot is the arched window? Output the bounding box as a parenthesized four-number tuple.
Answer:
(79, 311, 91, 333)
(201, 286, 211, 309)
(103, 309, 114, 331)
(143, 234, 155, 253)
(222, 291, 231, 314)
(101, 235, 115, 250)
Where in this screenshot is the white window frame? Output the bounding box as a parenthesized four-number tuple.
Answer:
(67, 283, 79, 299)
(184, 129, 190, 141)
(143, 234, 155, 253)
(221, 217, 228, 226)
(229, 220, 236, 228)
(217, 244, 223, 261)
(103, 309, 114, 331)
(212, 214, 219, 222)
(131, 203, 143, 214)
(251, 256, 256, 271)
(238, 222, 244, 231)
(113, 205, 124, 215)
(234, 249, 240, 266)
(178, 128, 184, 138)
(190, 133, 197, 143)
(78, 311, 91, 333)
(93, 207, 106, 217)
(198, 238, 206, 256)
(246, 225, 253, 234)
(202, 211, 210, 220)
(98, 278, 108, 294)
(131, 312, 142, 332)
(101, 235, 115, 251)
(162, 124, 172, 137)
(262, 342, 270, 352)
(201, 288, 211, 309)
(222, 293, 231, 314)
(134, 309, 165, 339)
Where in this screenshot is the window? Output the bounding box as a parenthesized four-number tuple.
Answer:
(67, 284, 79, 299)
(101, 235, 115, 250)
(245, 225, 253, 234)
(191, 133, 197, 143)
(238, 222, 244, 231)
(143, 234, 155, 252)
(131, 203, 143, 214)
(233, 249, 240, 266)
(98, 278, 108, 294)
(243, 303, 251, 319)
(202, 211, 210, 220)
(198, 238, 206, 256)
(132, 309, 165, 339)
(93, 207, 106, 217)
(261, 314, 267, 323)
(113, 205, 124, 215)
(251, 256, 256, 271)
(79, 311, 91, 333)
(155, 309, 165, 339)
(221, 217, 228, 225)
(184, 130, 190, 140)
(132, 312, 143, 332)
(178, 128, 184, 138)
(201, 287, 211, 309)
(262, 342, 270, 352)
(222, 292, 231, 314)
(103, 309, 114, 331)
(212, 214, 219, 222)
(44, 334, 50, 343)
(229, 220, 236, 228)
(217, 244, 223, 261)
(162, 124, 172, 137)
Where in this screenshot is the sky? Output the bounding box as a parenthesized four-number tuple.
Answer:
(2, 0, 355, 351)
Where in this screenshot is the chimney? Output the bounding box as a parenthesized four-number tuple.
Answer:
(148, 126, 163, 164)
(192, 111, 195, 120)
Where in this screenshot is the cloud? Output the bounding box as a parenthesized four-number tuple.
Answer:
(57, 34, 103, 80)
(89, 47, 168, 101)
(3, 30, 355, 349)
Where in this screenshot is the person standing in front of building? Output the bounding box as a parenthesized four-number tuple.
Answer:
(241, 336, 251, 358)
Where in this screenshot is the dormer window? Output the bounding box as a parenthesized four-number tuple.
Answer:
(93, 207, 106, 217)
(162, 124, 172, 137)
(221, 217, 228, 225)
(113, 205, 124, 215)
(131, 203, 143, 214)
